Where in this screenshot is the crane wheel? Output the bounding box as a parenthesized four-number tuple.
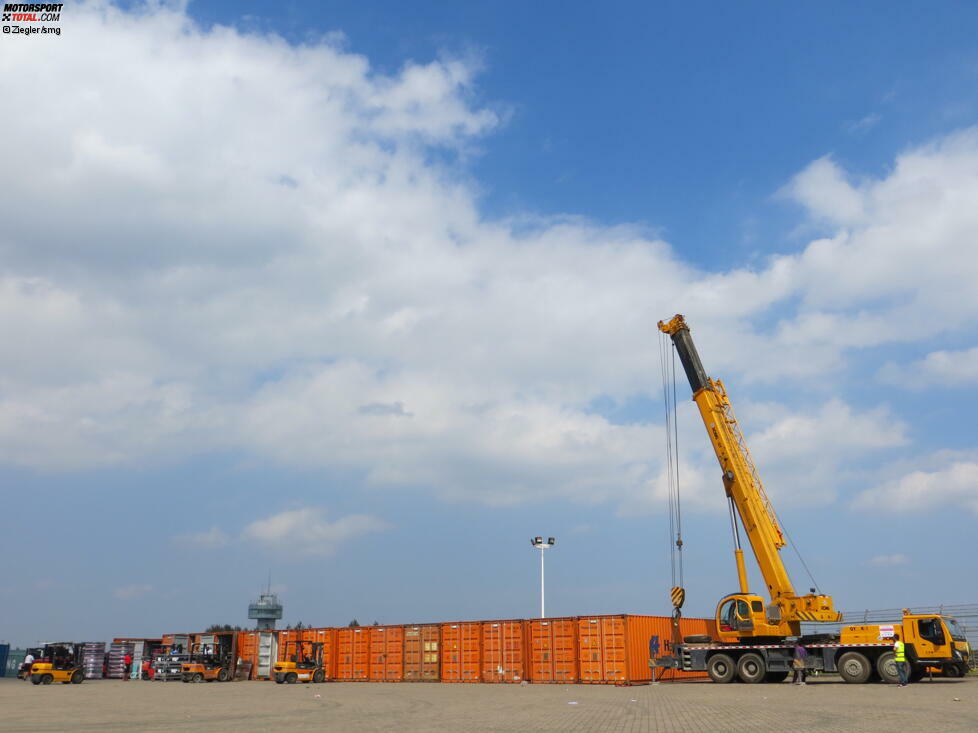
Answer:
(285, 672, 298, 684)
(313, 669, 325, 683)
(683, 635, 711, 644)
(737, 653, 766, 683)
(909, 666, 926, 682)
(838, 652, 872, 683)
(875, 652, 900, 684)
(707, 654, 736, 683)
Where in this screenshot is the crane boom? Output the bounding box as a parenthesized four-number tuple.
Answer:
(658, 314, 841, 641)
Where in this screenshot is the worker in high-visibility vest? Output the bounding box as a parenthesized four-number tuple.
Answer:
(893, 632, 909, 686)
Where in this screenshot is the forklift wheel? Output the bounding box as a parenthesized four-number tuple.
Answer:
(313, 669, 325, 683)
(285, 672, 297, 684)
(31, 675, 42, 686)
(71, 670, 84, 684)
(41, 674, 54, 685)
(217, 669, 229, 682)
(192, 673, 203, 683)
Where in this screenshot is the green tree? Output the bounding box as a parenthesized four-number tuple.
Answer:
(348, 619, 360, 627)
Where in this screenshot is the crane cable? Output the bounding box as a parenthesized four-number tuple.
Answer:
(659, 331, 684, 604)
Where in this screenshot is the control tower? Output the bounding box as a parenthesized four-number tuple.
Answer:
(248, 592, 283, 630)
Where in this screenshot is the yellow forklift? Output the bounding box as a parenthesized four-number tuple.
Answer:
(274, 640, 326, 684)
(30, 643, 85, 685)
(181, 633, 236, 683)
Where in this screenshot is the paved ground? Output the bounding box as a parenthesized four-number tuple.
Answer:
(2, 675, 976, 732)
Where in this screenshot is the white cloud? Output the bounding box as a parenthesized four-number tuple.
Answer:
(853, 461, 978, 515)
(172, 527, 230, 548)
(847, 113, 882, 134)
(867, 553, 908, 567)
(2, 3, 978, 513)
(242, 507, 388, 555)
(114, 583, 153, 601)
(878, 347, 978, 388)
(780, 156, 865, 225)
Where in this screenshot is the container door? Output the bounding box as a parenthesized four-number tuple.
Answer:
(404, 627, 422, 680)
(257, 632, 277, 679)
(422, 626, 439, 681)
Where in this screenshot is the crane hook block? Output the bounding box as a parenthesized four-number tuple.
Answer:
(671, 586, 686, 610)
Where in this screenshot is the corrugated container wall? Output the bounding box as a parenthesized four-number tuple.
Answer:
(577, 615, 673, 685)
(528, 618, 578, 683)
(403, 625, 440, 681)
(481, 620, 526, 682)
(336, 628, 370, 681)
(303, 628, 336, 680)
(368, 626, 404, 681)
(237, 631, 259, 680)
(440, 622, 481, 682)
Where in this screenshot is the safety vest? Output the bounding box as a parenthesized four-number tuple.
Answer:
(894, 640, 906, 662)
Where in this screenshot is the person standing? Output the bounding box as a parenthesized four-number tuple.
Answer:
(792, 642, 808, 685)
(22, 652, 35, 681)
(893, 633, 909, 686)
(123, 651, 133, 681)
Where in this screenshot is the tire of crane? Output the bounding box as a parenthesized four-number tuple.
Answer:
(837, 652, 872, 684)
(876, 652, 900, 684)
(683, 635, 712, 644)
(909, 666, 926, 682)
(764, 670, 789, 683)
(706, 653, 736, 684)
(737, 653, 766, 684)
(286, 672, 298, 684)
(313, 669, 325, 683)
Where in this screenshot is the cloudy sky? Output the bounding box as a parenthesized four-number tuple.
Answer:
(3, 1, 978, 646)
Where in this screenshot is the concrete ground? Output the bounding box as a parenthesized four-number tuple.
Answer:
(2, 675, 976, 732)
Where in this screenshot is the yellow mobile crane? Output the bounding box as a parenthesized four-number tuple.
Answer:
(657, 314, 970, 683)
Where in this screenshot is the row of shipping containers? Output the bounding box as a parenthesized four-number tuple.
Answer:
(225, 615, 713, 685)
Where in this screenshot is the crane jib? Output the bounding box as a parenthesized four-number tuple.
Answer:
(670, 327, 711, 395)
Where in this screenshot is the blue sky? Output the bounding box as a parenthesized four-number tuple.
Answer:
(2, 1, 978, 647)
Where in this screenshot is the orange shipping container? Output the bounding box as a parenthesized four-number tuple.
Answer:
(277, 630, 302, 661)
(301, 628, 337, 681)
(578, 615, 669, 685)
(237, 631, 259, 680)
(368, 626, 404, 681)
(336, 628, 370, 681)
(527, 618, 578, 683)
(481, 620, 526, 683)
(403, 625, 440, 681)
(440, 622, 481, 682)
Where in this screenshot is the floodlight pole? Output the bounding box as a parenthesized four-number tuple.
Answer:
(540, 543, 546, 618)
(531, 537, 555, 618)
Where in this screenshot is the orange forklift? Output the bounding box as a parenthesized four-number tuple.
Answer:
(274, 640, 326, 684)
(181, 633, 236, 683)
(30, 643, 85, 685)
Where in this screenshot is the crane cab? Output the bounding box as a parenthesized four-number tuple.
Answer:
(716, 594, 796, 643)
